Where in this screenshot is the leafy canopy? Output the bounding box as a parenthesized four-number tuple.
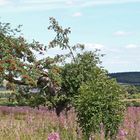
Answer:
(0, 21, 45, 86)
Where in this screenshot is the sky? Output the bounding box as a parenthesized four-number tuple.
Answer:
(0, 0, 140, 73)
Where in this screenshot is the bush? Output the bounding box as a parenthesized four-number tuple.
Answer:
(127, 93, 140, 99)
(125, 101, 140, 107)
(124, 85, 139, 95)
(74, 72, 126, 139)
(60, 51, 103, 109)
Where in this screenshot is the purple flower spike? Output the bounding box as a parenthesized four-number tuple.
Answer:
(119, 129, 128, 137)
(48, 132, 60, 140)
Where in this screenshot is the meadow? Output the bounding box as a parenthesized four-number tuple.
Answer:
(0, 106, 140, 140)
(1, 17, 140, 140)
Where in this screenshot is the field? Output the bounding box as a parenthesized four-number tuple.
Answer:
(0, 106, 140, 140)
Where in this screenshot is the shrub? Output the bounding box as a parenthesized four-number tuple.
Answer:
(125, 101, 140, 107)
(74, 71, 126, 139)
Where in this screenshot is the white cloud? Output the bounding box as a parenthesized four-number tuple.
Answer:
(114, 30, 132, 36)
(107, 60, 130, 64)
(72, 12, 82, 17)
(125, 44, 139, 49)
(79, 0, 140, 7)
(66, 0, 75, 6)
(22, 0, 64, 4)
(104, 56, 130, 65)
(0, 0, 66, 11)
(66, 0, 140, 7)
(1, 0, 140, 12)
(0, 0, 9, 6)
(85, 43, 105, 50)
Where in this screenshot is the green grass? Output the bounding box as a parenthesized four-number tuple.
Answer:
(0, 90, 12, 94)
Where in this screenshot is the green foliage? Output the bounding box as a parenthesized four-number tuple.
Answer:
(135, 85, 140, 92)
(127, 93, 140, 99)
(1, 18, 126, 139)
(74, 72, 125, 139)
(124, 85, 139, 95)
(0, 21, 46, 86)
(60, 51, 103, 108)
(48, 17, 84, 63)
(125, 100, 140, 107)
(29, 17, 86, 115)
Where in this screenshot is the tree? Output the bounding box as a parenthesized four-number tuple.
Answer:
(34, 17, 85, 115)
(0, 20, 68, 109)
(0, 20, 126, 139)
(56, 51, 103, 114)
(0, 21, 44, 86)
(0, 20, 61, 96)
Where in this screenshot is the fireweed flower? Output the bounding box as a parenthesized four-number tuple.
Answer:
(48, 132, 60, 140)
(119, 129, 128, 137)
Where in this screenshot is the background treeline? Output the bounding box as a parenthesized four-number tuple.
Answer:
(109, 72, 140, 107)
(109, 72, 140, 85)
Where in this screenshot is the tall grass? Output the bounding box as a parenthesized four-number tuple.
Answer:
(0, 106, 82, 140)
(0, 106, 140, 140)
(117, 107, 140, 140)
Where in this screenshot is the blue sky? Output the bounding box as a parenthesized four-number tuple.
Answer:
(0, 0, 140, 73)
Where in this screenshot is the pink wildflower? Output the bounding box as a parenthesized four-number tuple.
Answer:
(119, 129, 128, 137)
(48, 132, 60, 140)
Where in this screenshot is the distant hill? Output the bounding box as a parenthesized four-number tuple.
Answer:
(109, 72, 140, 85)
